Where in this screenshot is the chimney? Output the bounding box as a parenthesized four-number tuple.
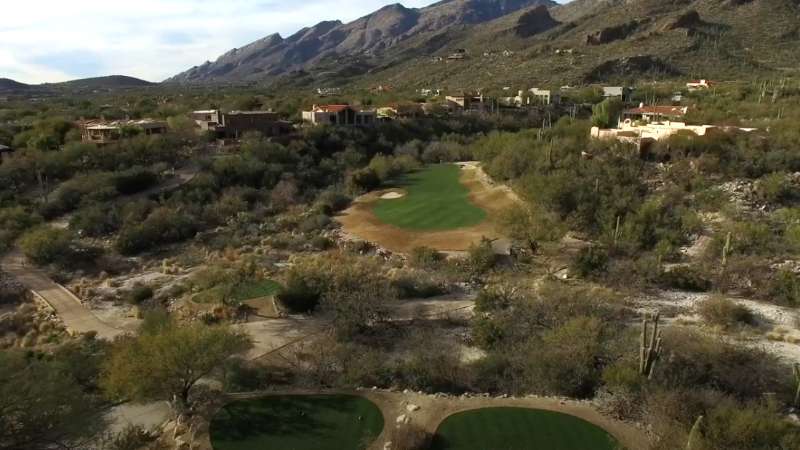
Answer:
(639, 102, 645, 108)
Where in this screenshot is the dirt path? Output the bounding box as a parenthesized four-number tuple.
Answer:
(336, 163, 518, 254)
(1, 250, 124, 340)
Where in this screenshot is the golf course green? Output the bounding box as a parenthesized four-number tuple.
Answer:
(209, 394, 384, 450)
(372, 164, 487, 230)
(431, 407, 622, 450)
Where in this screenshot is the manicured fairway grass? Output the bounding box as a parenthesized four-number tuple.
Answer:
(372, 164, 487, 230)
(210, 394, 384, 450)
(431, 407, 622, 450)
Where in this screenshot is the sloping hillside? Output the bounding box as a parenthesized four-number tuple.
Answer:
(167, 0, 556, 83)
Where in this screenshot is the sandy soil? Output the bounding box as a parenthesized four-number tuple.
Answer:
(380, 189, 406, 200)
(336, 163, 520, 254)
(635, 290, 800, 361)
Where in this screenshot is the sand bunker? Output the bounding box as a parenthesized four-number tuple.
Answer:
(380, 191, 405, 199)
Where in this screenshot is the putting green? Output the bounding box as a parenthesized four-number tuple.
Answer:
(210, 394, 384, 450)
(431, 407, 622, 450)
(372, 164, 487, 231)
(193, 279, 282, 304)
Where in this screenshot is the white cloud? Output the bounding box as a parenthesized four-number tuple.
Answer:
(0, 0, 436, 83)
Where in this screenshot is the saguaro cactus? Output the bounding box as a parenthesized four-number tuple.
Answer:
(640, 312, 662, 379)
(686, 415, 704, 450)
(793, 363, 800, 407)
(721, 232, 732, 268)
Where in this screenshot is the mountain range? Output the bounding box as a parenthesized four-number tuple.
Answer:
(167, 0, 800, 88)
(0, 76, 153, 95)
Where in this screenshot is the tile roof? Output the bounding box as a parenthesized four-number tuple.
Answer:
(625, 106, 688, 116)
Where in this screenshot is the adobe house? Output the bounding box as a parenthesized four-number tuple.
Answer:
(222, 111, 293, 138)
(376, 103, 424, 120)
(301, 105, 376, 126)
(529, 88, 561, 105)
(445, 93, 496, 113)
(603, 86, 633, 102)
(623, 104, 688, 123)
(80, 119, 167, 145)
(192, 109, 293, 139)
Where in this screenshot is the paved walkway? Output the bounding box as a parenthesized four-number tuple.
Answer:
(1, 250, 123, 340)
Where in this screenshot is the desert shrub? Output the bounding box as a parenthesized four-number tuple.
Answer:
(0, 272, 28, 305)
(115, 207, 198, 255)
(316, 189, 350, 214)
(652, 329, 790, 400)
(310, 235, 334, 250)
(346, 167, 381, 193)
(474, 286, 516, 312)
(471, 316, 505, 349)
(390, 424, 433, 450)
(277, 277, 322, 313)
(698, 296, 754, 329)
(124, 284, 154, 305)
(659, 265, 711, 291)
(70, 204, 121, 237)
(755, 172, 796, 205)
(112, 167, 158, 195)
(409, 246, 444, 269)
(466, 238, 497, 276)
(392, 272, 445, 299)
(298, 213, 331, 233)
(103, 425, 155, 450)
(572, 246, 609, 277)
(18, 227, 73, 265)
(0, 207, 42, 250)
(768, 270, 800, 306)
(697, 401, 800, 450)
(525, 316, 607, 397)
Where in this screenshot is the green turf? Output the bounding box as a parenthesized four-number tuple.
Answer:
(193, 279, 282, 304)
(431, 407, 622, 450)
(210, 394, 384, 450)
(372, 164, 487, 231)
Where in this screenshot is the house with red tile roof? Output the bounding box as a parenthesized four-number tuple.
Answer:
(623, 104, 688, 123)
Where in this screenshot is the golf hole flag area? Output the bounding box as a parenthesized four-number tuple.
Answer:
(430, 407, 623, 450)
(337, 163, 517, 253)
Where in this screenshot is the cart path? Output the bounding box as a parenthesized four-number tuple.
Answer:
(1, 250, 124, 339)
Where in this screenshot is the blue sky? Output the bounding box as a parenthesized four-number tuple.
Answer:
(0, 0, 438, 84)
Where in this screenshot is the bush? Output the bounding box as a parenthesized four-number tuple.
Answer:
(70, 205, 120, 237)
(392, 272, 445, 299)
(698, 296, 754, 329)
(572, 246, 609, 277)
(409, 246, 444, 269)
(18, 227, 73, 265)
(466, 238, 497, 276)
(113, 167, 158, 195)
(124, 284, 154, 305)
(277, 277, 321, 313)
(768, 270, 800, 306)
(346, 167, 381, 194)
(659, 265, 711, 291)
(0, 272, 29, 305)
(115, 208, 198, 255)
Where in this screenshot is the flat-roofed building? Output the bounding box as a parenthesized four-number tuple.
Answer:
(302, 104, 376, 126)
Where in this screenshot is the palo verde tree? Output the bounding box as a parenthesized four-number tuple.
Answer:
(100, 314, 252, 412)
